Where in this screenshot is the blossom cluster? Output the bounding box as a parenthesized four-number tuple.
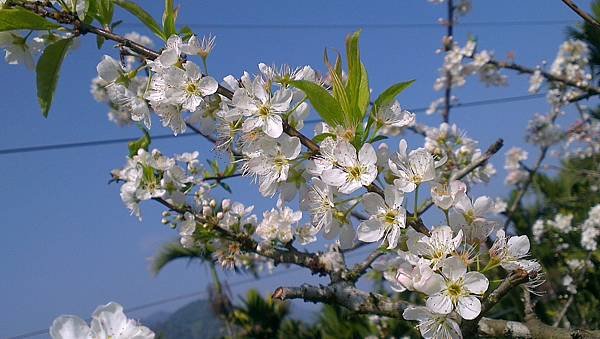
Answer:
(50, 302, 154, 339)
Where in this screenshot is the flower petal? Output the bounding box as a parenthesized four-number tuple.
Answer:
(456, 296, 482, 320)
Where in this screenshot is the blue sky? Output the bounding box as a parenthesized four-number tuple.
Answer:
(0, 0, 593, 337)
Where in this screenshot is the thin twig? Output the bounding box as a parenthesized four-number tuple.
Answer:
(561, 0, 600, 31)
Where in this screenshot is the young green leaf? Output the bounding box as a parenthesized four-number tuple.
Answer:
(0, 8, 61, 31)
(373, 80, 415, 112)
(36, 38, 73, 117)
(345, 30, 370, 124)
(96, 0, 114, 26)
(128, 128, 151, 158)
(312, 132, 337, 144)
(162, 0, 177, 38)
(289, 80, 343, 127)
(114, 0, 166, 40)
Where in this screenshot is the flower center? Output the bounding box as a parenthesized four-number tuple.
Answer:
(384, 211, 398, 224)
(185, 82, 198, 94)
(446, 281, 464, 303)
(464, 210, 476, 224)
(348, 166, 363, 180)
(258, 105, 271, 117)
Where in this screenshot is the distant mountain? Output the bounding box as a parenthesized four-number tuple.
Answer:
(144, 299, 224, 339)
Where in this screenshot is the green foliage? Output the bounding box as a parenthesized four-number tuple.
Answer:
(289, 80, 344, 128)
(229, 289, 290, 339)
(0, 8, 60, 31)
(507, 155, 600, 328)
(344, 31, 370, 126)
(316, 305, 372, 339)
(162, 0, 177, 38)
(128, 128, 151, 158)
(151, 241, 210, 276)
(114, 0, 166, 41)
(94, 0, 115, 27)
(373, 80, 415, 113)
(36, 38, 73, 117)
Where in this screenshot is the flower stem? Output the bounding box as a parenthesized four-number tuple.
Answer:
(414, 184, 420, 219)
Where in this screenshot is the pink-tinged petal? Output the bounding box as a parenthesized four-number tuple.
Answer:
(456, 296, 481, 320)
(263, 114, 283, 138)
(426, 293, 453, 315)
(362, 192, 386, 215)
(357, 219, 385, 243)
(358, 143, 377, 165)
(321, 168, 347, 187)
(463, 272, 489, 294)
(441, 256, 467, 281)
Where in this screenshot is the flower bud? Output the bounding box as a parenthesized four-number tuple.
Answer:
(221, 199, 231, 211)
(202, 206, 212, 216)
(216, 212, 224, 220)
(162, 211, 171, 217)
(209, 199, 217, 208)
(161, 218, 169, 224)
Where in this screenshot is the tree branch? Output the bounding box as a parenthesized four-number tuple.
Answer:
(272, 282, 410, 318)
(418, 138, 504, 215)
(561, 0, 600, 31)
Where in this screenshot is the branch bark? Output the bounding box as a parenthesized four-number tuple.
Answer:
(561, 0, 600, 31)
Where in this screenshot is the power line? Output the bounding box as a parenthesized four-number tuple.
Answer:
(119, 20, 575, 30)
(8, 246, 374, 339)
(0, 93, 547, 156)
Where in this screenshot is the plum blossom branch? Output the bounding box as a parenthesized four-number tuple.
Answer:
(152, 197, 332, 276)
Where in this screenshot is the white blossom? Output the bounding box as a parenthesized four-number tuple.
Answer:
(388, 139, 436, 193)
(321, 141, 378, 194)
(357, 186, 407, 249)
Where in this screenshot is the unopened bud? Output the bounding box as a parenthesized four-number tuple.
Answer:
(216, 212, 224, 220)
(209, 199, 217, 208)
(162, 211, 171, 217)
(202, 206, 212, 216)
(221, 199, 231, 211)
(161, 218, 169, 224)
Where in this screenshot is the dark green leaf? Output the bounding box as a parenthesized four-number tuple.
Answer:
(219, 182, 232, 193)
(369, 135, 388, 143)
(128, 128, 151, 157)
(36, 38, 73, 117)
(373, 80, 415, 112)
(114, 0, 166, 40)
(0, 8, 61, 31)
(289, 80, 343, 127)
(96, 34, 105, 49)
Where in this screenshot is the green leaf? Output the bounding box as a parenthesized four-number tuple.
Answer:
(84, 0, 98, 24)
(289, 80, 343, 127)
(345, 31, 369, 124)
(128, 128, 151, 157)
(162, 0, 177, 38)
(114, 0, 166, 40)
(312, 132, 336, 144)
(219, 182, 232, 193)
(373, 80, 415, 112)
(369, 135, 388, 143)
(0, 8, 61, 31)
(96, 34, 105, 49)
(96, 0, 114, 26)
(36, 38, 73, 117)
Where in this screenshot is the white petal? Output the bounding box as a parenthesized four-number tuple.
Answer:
(508, 235, 530, 257)
(426, 293, 453, 315)
(362, 192, 386, 216)
(358, 143, 377, 165)
(441, 256, 467, 281)
(357, 219, 385, 243)
(402, 306, 432, 321)
(336, 141, 358, 167)
(473, 196, 493, 216)
(456, 296, 481, 320)
(50, 315, 91, 339)
(463, 271, 489, 294)
(321, 168, 347, 187)
(198, 76, 218, 95)
(416, 272, 445, 295)
(263, 114, 283, 138)
(339, 225, 356, 249)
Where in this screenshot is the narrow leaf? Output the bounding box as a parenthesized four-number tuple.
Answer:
(36, 38, 73, 117)
(114, 0, 166, 40)
(162, 0, 176, 38)
(373, 80, 415, 111)
(289, 80, 343, 127)
(0, 8, 60, 31)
